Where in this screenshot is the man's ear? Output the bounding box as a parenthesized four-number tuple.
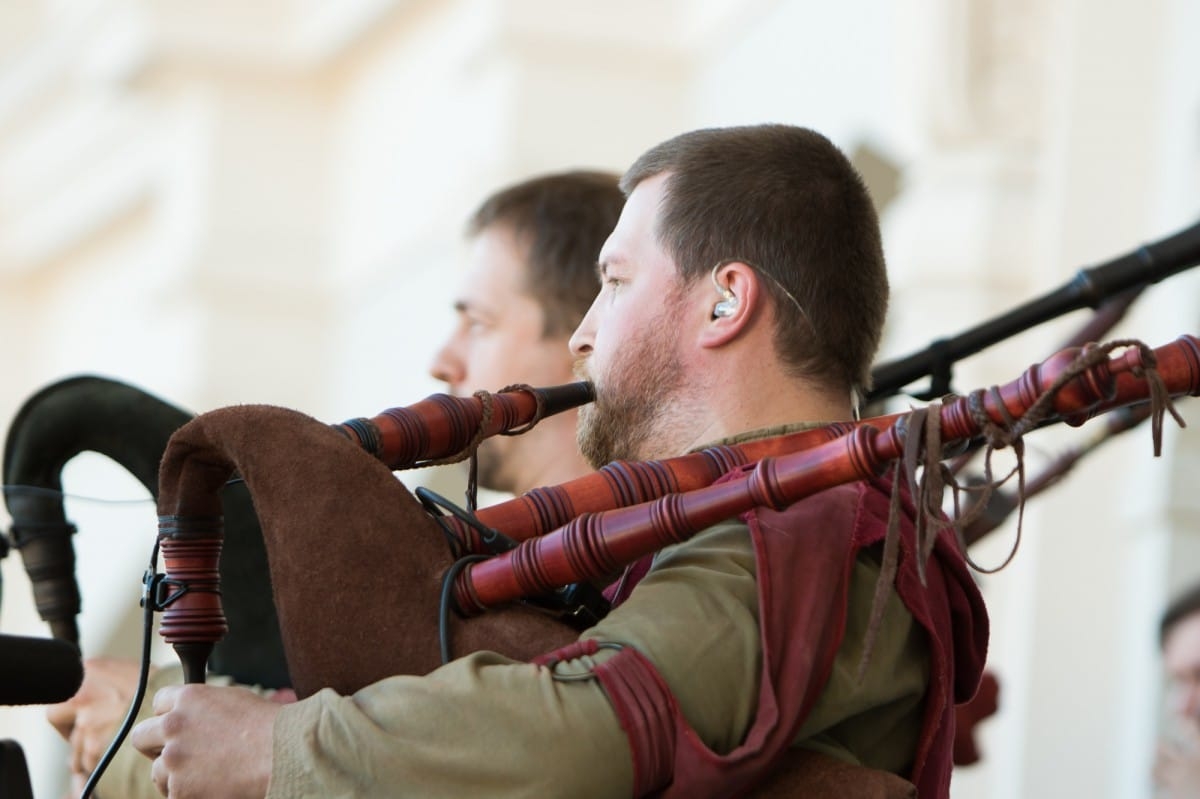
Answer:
(698, 261, 762, 349)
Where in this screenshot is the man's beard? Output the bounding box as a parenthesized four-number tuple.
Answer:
(576, 325, 685, 468)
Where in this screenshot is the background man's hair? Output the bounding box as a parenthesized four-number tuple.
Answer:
(621, 124, 888, 392)
(1161, 583, 1200, 647)
(468, 170, 624, 337)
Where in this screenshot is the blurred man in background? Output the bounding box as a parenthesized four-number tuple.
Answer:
(46, 169, 624, 798)
(428, 169, 622, 495)
(1155, 583, 1200, 798)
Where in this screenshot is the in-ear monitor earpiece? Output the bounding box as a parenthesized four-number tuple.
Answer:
(711, 264, 739, 319)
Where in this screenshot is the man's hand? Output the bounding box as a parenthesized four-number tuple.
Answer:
(129, 684, 280, 799)
(46, 656, 149, 786)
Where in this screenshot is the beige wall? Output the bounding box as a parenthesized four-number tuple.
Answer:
(0, 1, 1197, 796)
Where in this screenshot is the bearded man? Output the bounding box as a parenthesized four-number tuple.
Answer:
(129, 124, 988, 799)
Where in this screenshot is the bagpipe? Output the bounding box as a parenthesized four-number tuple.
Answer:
(154, 333, 1200, 695)
(0, 218, 1197, 798)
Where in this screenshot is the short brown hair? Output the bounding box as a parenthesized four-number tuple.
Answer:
(468, 170, 624, 338)
(621, 125, 888, 392)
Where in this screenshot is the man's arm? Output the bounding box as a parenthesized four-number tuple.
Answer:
(265, 521, 762, 797)
(131, 523, 756, 798)
(130, 518, 928, 797)
(270, 653, 633, 798)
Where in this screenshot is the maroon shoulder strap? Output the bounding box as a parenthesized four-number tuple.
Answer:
(574, 475, 987, 798)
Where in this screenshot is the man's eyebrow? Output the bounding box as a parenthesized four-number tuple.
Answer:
(596, 254, 625, 278)
(453, 299, 497, 321)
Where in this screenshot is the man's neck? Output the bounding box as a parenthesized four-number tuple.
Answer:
(690, 419, 833, 452)
(663, 373, 850, 459)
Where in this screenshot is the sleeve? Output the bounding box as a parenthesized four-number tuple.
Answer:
(268, 518, 931, 797)
(269, 653, 633, 799)
(580, 520, 762, 754)
(267, 521, 758, 798)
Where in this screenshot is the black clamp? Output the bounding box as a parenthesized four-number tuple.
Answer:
(141, 569, 189, 612)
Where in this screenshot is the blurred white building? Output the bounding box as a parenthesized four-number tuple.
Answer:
(0, 1, 1197, 797)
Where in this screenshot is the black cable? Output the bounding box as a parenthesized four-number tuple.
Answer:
(0, 478, 244, 505)
(80, 540, 163, 799)
(415, 486, 518, 558)
(438, 555, 489, 665)
(0, 484, 153, 505)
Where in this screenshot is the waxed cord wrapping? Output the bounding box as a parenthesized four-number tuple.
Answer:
(859, 338, 1185, 681)
(496, 383, 548, 436)
(955, 339, 1183, 572)
(424, 383, 550, 658)
(405, 383, 548, 514)
(468, 383, 546, 512)
(406, 390, 496, 471)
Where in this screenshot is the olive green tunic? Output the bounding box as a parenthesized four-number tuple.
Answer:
(268, 522, 927, 798)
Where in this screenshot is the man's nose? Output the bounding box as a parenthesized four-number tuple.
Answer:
(429, 341, 464, 385)
(568, 301, 599, 357)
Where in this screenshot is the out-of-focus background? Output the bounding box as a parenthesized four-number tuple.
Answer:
(0, 1, 1197, 797)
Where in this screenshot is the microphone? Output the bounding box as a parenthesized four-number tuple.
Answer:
(0, 633, 83, 705)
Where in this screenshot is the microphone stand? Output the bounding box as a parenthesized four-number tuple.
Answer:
(868, 219, 1200, 402)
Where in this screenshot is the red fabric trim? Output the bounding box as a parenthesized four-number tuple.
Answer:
(584, 469, 988, 799)
(530, 638, 600, 668)
(594, 648, 678, 796)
